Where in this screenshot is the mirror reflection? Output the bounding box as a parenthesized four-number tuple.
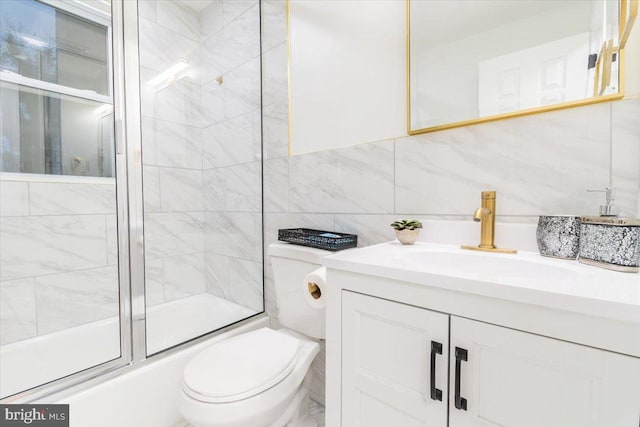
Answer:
(409, 0, 623, 132)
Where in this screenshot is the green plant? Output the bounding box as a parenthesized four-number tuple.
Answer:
(390, 219, 423, 231)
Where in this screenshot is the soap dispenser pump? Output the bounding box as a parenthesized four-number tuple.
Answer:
(587, 187, 619, 216)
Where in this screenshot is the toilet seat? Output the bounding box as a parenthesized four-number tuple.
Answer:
(182, 328, 300, 403)
(178, 328, 321, 427)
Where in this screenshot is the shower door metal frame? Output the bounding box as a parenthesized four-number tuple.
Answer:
(1, 0, 268, 403)
(121, 0, 147, 364)
(0, 0, 134, 403)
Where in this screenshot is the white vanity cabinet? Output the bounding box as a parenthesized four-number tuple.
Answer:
(340, 290, 640, 427)
(341, 291, 448, 427)
(449, 316, 640, 427)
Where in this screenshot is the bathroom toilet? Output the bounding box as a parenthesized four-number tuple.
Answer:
(177, 242, 331, 427)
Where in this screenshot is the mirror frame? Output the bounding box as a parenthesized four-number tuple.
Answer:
(406, 0, 637, 136)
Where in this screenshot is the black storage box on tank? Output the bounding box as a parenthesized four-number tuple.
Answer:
(278, 229, 357, 251)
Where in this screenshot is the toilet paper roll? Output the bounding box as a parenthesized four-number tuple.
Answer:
(303, 267, 326, 309)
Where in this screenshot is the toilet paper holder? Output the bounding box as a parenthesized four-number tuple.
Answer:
(307, 282, 322, 300)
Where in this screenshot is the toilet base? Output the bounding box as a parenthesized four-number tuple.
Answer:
(269, 369, 316, 427)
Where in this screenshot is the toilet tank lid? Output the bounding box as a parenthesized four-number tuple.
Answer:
(182, 328, 300, 403)
(268, 242, 333, 264)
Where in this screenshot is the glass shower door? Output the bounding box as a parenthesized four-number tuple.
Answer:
(0, 0, 128, 399)
(135, 0, 264, 355)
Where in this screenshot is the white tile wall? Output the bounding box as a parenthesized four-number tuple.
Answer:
(0, 181, 29, 216)
(159, 168, 204, 212)
(138, 18, 199, 74)
(0, 278, 36, 345)
(611, 99, 640, 218)
(260, 0, 640, 408)
(140, 0, 263, 321)
(201, 4, 260, 80)
(144, 212, 205, 259)
(225, 161, 262, 212)
(29, 182, 116, 215)
(0, 178, 119, 344)
(0, 0, 266, 348)
(163, 253, 207, 300)
(227, 258, 263, 312)
(35, 266, 119, 335)
(395, 103, 612, 216)
(0, 215, 110, 281)
(203, 112, 260, 168)
(199, 0, 264, 319)
(156, 1, 200, 41)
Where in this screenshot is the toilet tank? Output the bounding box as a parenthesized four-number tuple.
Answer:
(269, 242, 332, 339)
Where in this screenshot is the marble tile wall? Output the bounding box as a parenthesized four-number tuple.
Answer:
(260, 0, 640, 406)
(0, 178, 119, 345)
(1, 0, 266, 347)
(139, 0, 207, 311)
(140, 0, 263, 314)
(200, 0, 263, 313)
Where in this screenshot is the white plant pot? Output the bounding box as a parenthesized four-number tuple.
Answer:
(395, 229, 420, 245)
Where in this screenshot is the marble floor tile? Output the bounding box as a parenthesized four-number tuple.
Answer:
(309, 399, 326, 427)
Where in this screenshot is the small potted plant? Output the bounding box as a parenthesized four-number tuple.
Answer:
(390, 219, 423, 245)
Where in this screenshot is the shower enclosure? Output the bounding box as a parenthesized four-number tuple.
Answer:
(0, 0, 264, 400)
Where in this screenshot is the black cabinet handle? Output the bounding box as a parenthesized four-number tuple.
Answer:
(454, 347, 468, 411)
(430, 341, 443, 401)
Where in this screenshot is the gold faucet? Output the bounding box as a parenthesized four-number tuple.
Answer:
(461, 191, 517, 254)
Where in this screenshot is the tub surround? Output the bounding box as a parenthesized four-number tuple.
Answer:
(140, 0, 263, 316)
(0, 175, 118, 345)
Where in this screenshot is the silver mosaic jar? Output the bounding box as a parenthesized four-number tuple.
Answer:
(579, 216, 640, 273)
(536, 215, 581, 259)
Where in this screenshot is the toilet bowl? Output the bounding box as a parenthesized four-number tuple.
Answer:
(178, 328, 320, 427)
(178, 243, 331, 427)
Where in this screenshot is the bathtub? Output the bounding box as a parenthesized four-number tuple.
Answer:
(1, 293, 260, 401)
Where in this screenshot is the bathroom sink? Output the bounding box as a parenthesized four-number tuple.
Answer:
(392, 248, 577, 282)
(323, 241, 640, 325)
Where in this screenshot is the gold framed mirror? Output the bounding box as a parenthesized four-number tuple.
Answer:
(407, 0, 637, 135)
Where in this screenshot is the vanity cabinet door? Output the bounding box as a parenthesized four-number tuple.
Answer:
(449, 316, 640, 427)
(341, 291, 449, 427)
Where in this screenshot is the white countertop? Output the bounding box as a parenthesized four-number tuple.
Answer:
(323, 241, 640, 324)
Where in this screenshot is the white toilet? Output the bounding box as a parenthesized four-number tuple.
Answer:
(177, 242, 330, 427)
